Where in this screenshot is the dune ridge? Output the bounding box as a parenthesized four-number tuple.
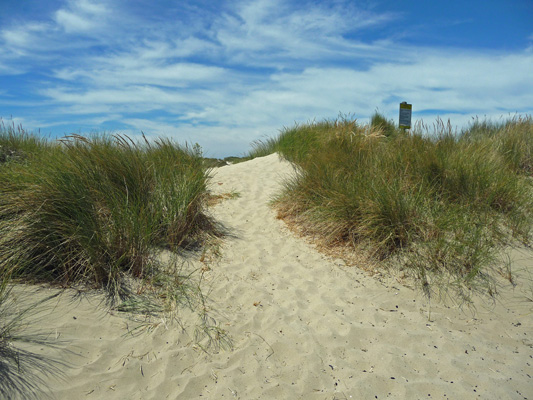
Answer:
(22, 153, 533, 399)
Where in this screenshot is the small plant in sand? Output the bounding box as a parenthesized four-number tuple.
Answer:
(207, 190, 241, 207)
(114, 251, 232, 352)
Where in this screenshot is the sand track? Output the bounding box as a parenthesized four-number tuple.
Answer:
(20, 154, 533, 399)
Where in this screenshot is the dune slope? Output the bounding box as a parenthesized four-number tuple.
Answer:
(21, 153, 533, 399)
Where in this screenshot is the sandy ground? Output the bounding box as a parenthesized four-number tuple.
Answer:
(15, 153, 533, 399)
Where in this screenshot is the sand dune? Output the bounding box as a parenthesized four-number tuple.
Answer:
(19, 153, 533, 399)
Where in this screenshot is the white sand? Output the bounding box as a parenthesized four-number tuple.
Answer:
(17, 154, 533, 399)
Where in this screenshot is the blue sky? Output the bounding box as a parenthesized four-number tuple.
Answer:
(1, 0, 532, 157)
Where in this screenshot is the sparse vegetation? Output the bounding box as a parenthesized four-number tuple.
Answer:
(202, 156, 250, 168)
(207, 191, 241, 207)
(0, 277, 65, 400)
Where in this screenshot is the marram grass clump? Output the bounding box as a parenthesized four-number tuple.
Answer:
(273, 114, 533, 300)
(0, 129, 217, 298)
(461, 115, 533, 176)
(0, 125, 229, 398)
(0, 120, 48, 164)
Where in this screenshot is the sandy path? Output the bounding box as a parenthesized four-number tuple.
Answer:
(20, 154, 533, 399)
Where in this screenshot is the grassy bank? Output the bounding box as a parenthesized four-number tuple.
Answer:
(1, 125, 217, 297)
(0, 122, 225, 396)
(271, 115, 533, 299)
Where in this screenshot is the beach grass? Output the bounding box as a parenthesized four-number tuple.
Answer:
(0, 120, 49, 164)
(0, 123, 228, 396)
(0, 275, 66, 399)
(272, 114, 533, 299)
(247, 136, 282, 160)
(370, 111, 398, 137)
(461, 115, 533, 176)
(0, 114, 531, 396)
(0, 128, 217, 298)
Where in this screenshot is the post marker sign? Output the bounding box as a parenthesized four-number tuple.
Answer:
(399, 102, 412, 129)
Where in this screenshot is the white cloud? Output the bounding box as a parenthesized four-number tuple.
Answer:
(213, 0, 398, 67)
(42, 86, 196, 107)
(37, 45, 533, 156)
(54, 0, 110, 33)
(133, 38, 219, 61)
(75, 0, 108, 15)
(0, 62, 18, 75)
(1, 22, 53, 58)
(55, 10, 96, 33)
(2, 27, 33, 48)
(175, 50, 532, 132)
(0, 2, 118, 72)
(1, 0, 532, 157)
(54, 62, 228, 88)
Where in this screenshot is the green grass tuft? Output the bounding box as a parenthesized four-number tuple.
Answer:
(0, 129, 218, 299)
(370, 111, 399, 137)
(272, 115, 533, 300)
(0, 275, 65, 399)
(462, 115, 533, 176)
(0, 125, 227, 396)
(247, 136, 281, 159)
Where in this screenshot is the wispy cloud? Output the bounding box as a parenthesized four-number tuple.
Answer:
(0, 0, 531, 156)
(54, 0, 110, 33)
(54, 62, 228, 87)
(213, 0, 399, 67)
